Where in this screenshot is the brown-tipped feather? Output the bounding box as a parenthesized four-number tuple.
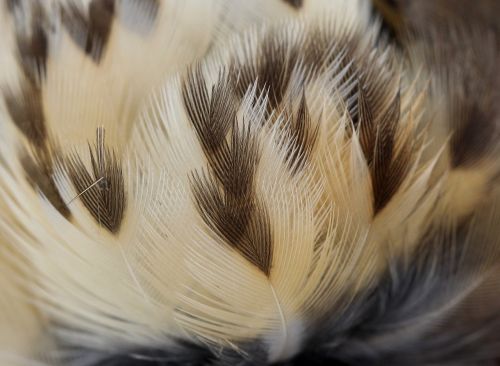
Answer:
(61, 0, 115, 63)
(66, 128, 125, 233)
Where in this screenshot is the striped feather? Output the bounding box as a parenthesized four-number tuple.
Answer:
(0, 1, 499, 365)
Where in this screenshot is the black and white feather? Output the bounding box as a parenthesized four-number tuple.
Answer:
(0, 0, 499, 365)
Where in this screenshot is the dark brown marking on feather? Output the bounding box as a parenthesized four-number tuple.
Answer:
(16, 16, 49, 84)
(358, 86, 376, 165)
(302, 27, 369, 129)
(61, 0, 115, 63)
(233, 32, 299, 112)
(358, 85, 411, 214)
(8, 2, 49, 84)
(281, 0, 303, 9)
(304, 30, 362, 124)
(392, 0, 500, 181)
(87, 0, 115, 58)
(66, 128, 125, 233)
(339, 70, 360, 127)
(392, 0, 500, 41)
(192, 173, 273, 276)
(182, 67, 237, 157)
(60, 2, 88, 45)
(372, 94, 399, 210)
(232, 26, 361, 122)
(7, 18, 69, 218)
(450, 103, 497, 168)
(284, 91, 319, 174)
(371, 0, 403, 43)
(185, 69, 273, 275)
(20, 153, 71, 218)
(192, 171, 251, 245)
(371, 93, 409, 213)
(214, 125, 260, 200)
(440, 31, 499, 168)
(303, 27, 339, 75)
(414, 23, 499, 168)
(4, 85, 46, 148)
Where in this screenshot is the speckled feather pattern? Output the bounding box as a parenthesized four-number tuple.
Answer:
(0, 1, 499, 365)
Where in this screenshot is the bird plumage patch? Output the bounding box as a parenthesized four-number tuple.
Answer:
(0, 0, 499, 365)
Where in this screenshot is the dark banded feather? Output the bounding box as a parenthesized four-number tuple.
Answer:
(66, 128, 125, 233)
(61, 0, 115, 63)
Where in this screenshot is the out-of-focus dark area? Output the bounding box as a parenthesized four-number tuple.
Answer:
(372, 0, 500, 40)
(373, 2, 500, 364)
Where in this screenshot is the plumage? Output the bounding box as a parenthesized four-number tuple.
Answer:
(0, 0, 499, 365)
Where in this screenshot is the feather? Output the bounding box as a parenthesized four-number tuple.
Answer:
(0, 0, 499, 365)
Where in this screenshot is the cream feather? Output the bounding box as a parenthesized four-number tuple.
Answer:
(0, 1, 499, 365)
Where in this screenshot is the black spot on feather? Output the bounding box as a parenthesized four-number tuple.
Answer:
(66, 128, 125, 233)
(61, 0, 115, 63)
